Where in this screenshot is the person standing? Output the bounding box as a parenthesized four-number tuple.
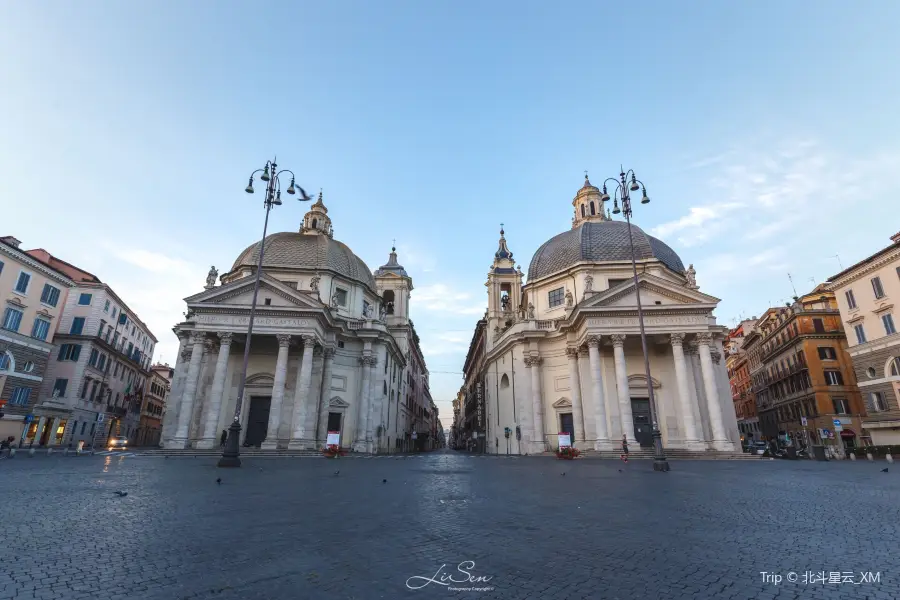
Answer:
(621, 434, 629, 463)
(220, 429, 228, 447)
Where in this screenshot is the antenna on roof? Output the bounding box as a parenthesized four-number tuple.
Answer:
(787, 273, 798, 297)
(832, 254, 843, 270)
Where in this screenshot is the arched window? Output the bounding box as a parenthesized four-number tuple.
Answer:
(890, 356, 900, 377)
(590, 201, 596, 215)
(312, 218, 318, 229)
(0, 351, 11, 371)
(500, 373, 510, 389)
(581, 205, 586, 217)
(383, 381, 388, 395)
(383, 290, 395, 314)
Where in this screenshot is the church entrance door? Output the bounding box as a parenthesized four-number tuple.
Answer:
(327, 412, 343, 447)
(631, 398, 653, 448)
(245, 396, 271, 447)
(559, 412, 575, 447)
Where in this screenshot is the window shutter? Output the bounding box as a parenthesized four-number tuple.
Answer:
(863, 392, 876, 413)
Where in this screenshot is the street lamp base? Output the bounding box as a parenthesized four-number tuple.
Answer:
(651, 427, 670, 472)
(217, 422, 243, 468)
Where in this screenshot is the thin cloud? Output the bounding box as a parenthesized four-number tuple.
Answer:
(412, 283, 486, 316)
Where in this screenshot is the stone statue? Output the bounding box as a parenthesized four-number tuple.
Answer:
(379, 304, 386, 321)
(584, 274, 594, 293)
(204, 266, 218, 290)
(565, 290, 574, 307)
(309, 273, 320, 291)
(684, 264, 699, 289)
(363, 303, 373, 319)
(500, 294, 510, 312)
(330, 293, 340, 308)
(386, 301, 394, 315)
(527, 303, 535, 319)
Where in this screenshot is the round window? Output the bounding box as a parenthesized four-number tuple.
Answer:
(866, 367, 877, 378)
(23, 361, 35, 373)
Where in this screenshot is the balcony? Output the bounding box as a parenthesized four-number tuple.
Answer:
(106, 405, 127, 418)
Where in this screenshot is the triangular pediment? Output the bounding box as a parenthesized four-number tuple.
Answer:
(583, 273, 719, 308)
(329, 396, 349, 408)
(185, 274, 323, 309)
(246, 373, 275, 387)
(627, 374, 661, 389)
(552, 397, 572, 408)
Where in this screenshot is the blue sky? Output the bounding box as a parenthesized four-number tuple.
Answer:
(2, 2, 898, 427)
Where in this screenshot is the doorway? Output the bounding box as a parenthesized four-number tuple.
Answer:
(245, 396, 272, 447)
(559, 412, 575, 447)
(38, 420, 52, 446)
(326, 411, 343, 447)
(631, 398, 653, 447)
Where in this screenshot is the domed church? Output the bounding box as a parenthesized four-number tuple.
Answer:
(461, 175, 739, 454)
(162, 193, 432, 453)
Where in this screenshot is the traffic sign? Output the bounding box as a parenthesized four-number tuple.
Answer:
(833, 418, 842, 431)
(801, 416, 808, 427)
(97, 413, 105, 423)
(24, 414, 34, 423)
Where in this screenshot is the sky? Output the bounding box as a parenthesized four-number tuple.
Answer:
(2, 1, 899, 430)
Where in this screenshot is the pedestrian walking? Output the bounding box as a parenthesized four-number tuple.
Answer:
(620, 434, 629, 463)
(220, 429, 228, 447)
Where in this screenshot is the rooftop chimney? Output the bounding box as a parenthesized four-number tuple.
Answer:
(0, 236, 22, 248)
(891, 231, 900, 244)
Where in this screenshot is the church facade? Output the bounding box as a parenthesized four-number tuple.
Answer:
(461, 175, 740, 454)
(162, 194, 432, 453)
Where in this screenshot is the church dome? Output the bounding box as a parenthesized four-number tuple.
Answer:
(527, 220, 685, 281)
(231, 232, 376, 289)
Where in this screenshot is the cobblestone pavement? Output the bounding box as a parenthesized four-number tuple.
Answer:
(1, 451, 897, 600)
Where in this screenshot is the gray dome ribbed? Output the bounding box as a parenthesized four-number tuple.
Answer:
(232, 232, 375, 288)
(527, 221, 684, 281)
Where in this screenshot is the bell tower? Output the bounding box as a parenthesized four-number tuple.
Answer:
(485, 225, 523, 323)
(571, 173, 608, 229)
(374, 243, 412, 323)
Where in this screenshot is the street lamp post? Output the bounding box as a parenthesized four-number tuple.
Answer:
(601, 167, 670, 472)
(218, 158, 311, 468)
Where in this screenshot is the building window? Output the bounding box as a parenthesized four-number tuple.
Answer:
(40, 284, 61, 307)
(854, 324, 867, 344)
(14, 271, 31, 294)
(845, 289, 857, 310)
(2, 307, 23, 332)
(30, 318, 50, 341)
(88, 348, 99, 367)
(81, 422, 87, 435)
(70, 317, 85, 335)
(0, 352, 9, 371)
(104, 299, 110, 313)
(57, 344, 82, 361)
(870, 392, 887, 412)
(22, 360, 34, 373)
(9, 387, 32, 406)
(111, 307, 117, 319)
(53, 378, 68, 397)
(548, 287, 565, 308)
(872, 276, 886, 299)
(334, 288, 348, 306)
(78, 293, 93, 305)
(832, 397, 849, 414)
(813, 318, 825, 333)
(0, 260, 3, 275)
(824, 370, 844, 386)
(817, 347, 837, 360)
(264, 298, 271, 306)
(883, 313, 897, 336)
(891, 357, 900, 377)
(81, 379, 91, 399)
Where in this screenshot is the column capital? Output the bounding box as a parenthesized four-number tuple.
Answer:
(203, 338, 217, 352)
(189, 332, 206, 345)
(322, 347, 336, 359)
(276, 333, 292, 348)
(669, 332, 686, 346)
(176, 330, 191, 343)
(524, 355, 543, 367)
(695, 332, 713, 346)
(359, 355, 377, 367)
(301, 334, 317, 346)
(710, 349, 722, 364)
(586, 335, 603, 348)
(565, 347, 579, 359)
(313, 345, 323, 357)
(610, 334, 626, 347)
(180, 347, 192, 361)
(217, 331, 234, 345)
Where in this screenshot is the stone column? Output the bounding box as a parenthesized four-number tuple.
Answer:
(366, 349, 382, 453)
(196, 332, 233, 449)
(587, 336, 612, 450)
(526, 355, 545, 452)
(611, 334, 637, 445)
(316, 347, 336, 447)
(670, 333, 703, 449)
(565, 347, 586, 445)
(261, 334, 292, 449)
(46, 418, 59, 446)
(161, 332, 189, 447)
(172, 333, 206, 448)
(696, 333, 731, 451)
(354, 355, 374, 452)
(286, 336, 316, 449)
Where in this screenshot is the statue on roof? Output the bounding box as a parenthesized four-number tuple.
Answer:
(205, 266, 218, 290)
(584, 274, 594, 293)
(684, 264, 699, 289)
(309, 273, 320, 292)
(565, 290, 574, 307)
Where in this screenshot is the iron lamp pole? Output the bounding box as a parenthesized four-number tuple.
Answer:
(218, 158, 311, 468)
(601, 168, 670, 472)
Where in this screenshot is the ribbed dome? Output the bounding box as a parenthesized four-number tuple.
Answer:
(231, 232, 375, 289)
(527, 221, 684, 281)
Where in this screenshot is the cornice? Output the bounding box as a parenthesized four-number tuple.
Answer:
(829, 245, 900, 287)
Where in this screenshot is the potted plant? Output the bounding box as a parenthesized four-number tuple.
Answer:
(322, 444, 345, 458)
(556, 446, 581, 460)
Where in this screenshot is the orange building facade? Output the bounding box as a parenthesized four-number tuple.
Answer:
(725, 320, 759, 443)
(744, 286, 865, 452)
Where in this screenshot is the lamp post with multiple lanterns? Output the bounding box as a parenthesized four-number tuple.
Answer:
(218, 159, 312, 468)
(600, 168, 670, 472)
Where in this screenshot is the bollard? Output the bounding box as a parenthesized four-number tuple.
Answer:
(28, 448, 36, 457)
(850, 453, 857, 461)
(887, 454, 894, 464)
(47, 447, 53, 456)
(8, 448, 15, 458)
(867, 452, 874, 462)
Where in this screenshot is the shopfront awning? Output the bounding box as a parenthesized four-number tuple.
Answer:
(840, 429, 856, 438)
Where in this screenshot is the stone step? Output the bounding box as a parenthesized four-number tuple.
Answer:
(141, 448, 324, 457)
(574, 450, 760, 460)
